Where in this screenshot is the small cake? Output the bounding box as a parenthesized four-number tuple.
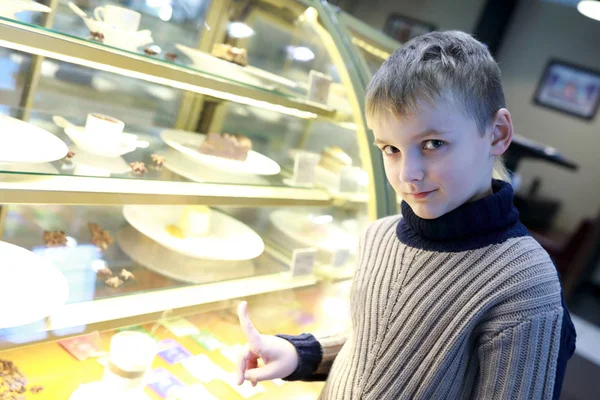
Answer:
(130, 162, 148, 175)
(88, 223, 114, 251)
(211, 43, 248, 66)
(151, 154, 165, 166)
(43, 230, 67, 247)
(197, 132, 252, 161)
(119, 269, 135, 281)
(177, 205, 211, 237)
(318, 146, 352, 173)
(105, 276, 124, 289)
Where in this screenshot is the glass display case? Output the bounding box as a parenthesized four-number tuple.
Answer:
(326, 4, 402, 79)
(0, 0, 396, 398)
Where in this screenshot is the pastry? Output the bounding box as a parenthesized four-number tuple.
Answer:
(119, 269, 135, 281)
(105, 276, 124, 289)
(165, 53, 177, 62)
(318, 146, 352, 173)
(197, 132, 252, 161)
(130, 162, 147, 175)
(88, 223, 114, 251)
(0, 359, 27, 398)
(43, 231, 67, 247)
(151, 154, 165, 166)
(176, 205, 211, 237)
(65, 151, 75, 159)
(211, 43, 248, 66)
(144, 47, 158, 56)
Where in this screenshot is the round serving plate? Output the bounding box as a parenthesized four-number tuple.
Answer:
(123, 205, 265, 261)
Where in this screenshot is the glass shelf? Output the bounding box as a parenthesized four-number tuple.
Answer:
(0, 17, 337, 119)
(0, 203, 357, 342)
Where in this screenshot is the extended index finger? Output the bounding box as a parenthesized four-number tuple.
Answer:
(237, 301, 261, 348)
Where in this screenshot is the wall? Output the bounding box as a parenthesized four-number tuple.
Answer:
(347, 0, 487, 33)
(497, 0, 600, 231)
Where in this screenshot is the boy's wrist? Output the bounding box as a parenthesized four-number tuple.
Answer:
(275, 333, 322, 381)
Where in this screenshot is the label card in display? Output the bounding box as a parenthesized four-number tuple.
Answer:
(290, 248, 317, 278)
(331, 248, 350, 268)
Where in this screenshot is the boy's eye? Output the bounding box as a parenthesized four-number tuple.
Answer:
(382, 145, 400, 155)
(423, 140, 445, 150)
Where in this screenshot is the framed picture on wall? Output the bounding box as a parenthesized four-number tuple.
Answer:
(382, 14, 436, 43)
(533, 59, 600, 120)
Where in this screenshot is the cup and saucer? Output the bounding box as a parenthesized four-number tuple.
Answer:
(68, 2, 153, 52)
(56, 113, 147, 158)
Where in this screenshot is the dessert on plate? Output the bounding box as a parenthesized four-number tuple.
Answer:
(196, 132, 252, 162)
(318, 146, 352, 173)
(211, 43, 248, 67)
(166, 205, 211, 238)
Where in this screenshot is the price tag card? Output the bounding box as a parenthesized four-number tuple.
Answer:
(290, 248, 317, 278)
(308, 70, 333, 105)
(285, 151, 320, 187)
(331, 248, 351, 268)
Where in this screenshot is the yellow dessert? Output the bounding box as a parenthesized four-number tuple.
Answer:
(318, 146, 352, 173)
(176, 205, 211, 237)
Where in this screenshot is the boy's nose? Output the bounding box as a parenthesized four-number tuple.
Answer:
(399, 155, 425, 183)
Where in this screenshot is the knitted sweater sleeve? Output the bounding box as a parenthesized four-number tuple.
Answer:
(276, 328, 348, 381)
(472, 308, 563, 399)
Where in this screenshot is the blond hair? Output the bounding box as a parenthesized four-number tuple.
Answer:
(366, 31, 510, 181)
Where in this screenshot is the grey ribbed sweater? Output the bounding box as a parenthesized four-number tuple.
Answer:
(278, 181, 574, 400)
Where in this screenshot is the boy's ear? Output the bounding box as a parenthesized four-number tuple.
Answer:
(490, 108, 513, 157)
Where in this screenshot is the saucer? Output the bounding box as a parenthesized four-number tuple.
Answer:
(82, 18, 153, 52)
(64, 126, 138, 158)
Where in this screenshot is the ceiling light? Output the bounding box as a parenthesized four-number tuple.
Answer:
(227, 22, 254, 39)
(578, 0, 600, 21)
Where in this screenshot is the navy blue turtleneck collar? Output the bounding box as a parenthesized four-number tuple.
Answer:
(397, 180, 530, 252)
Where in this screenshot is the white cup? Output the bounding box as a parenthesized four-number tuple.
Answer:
(94, 5, 141, 32)
(85, 113, 125, 146)
(102, 331, 157, 392)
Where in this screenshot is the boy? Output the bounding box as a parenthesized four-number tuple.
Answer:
(236, 31, 576, 399)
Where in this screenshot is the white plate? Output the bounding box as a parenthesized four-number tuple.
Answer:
(160, 130, 281, 176)
(0, 0, 51, 19)
(65, 126, 137, 157)
(123, 205, 265, 261)
(0, 241, 69, 328)
(269, 209, 357, 252)
(176, 44, 274, 90)
(0, 115, 68, 163)
(118, 225, 255, 284)
(162, 149, 271, 186)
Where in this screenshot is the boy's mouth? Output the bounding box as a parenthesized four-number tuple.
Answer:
(407, 189, 437, 199)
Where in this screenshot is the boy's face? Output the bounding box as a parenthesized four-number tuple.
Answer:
(371, 99, 495, 219)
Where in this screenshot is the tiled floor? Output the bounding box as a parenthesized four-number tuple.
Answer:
(561, 315, 600, 400)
